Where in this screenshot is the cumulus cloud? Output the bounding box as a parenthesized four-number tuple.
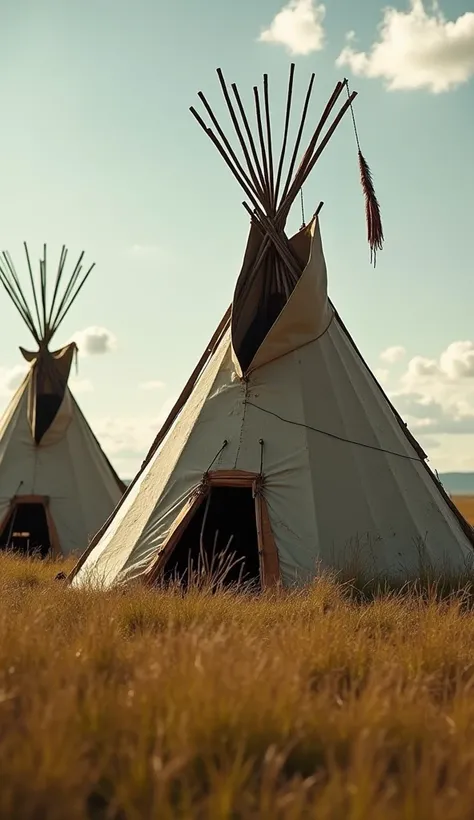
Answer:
(404, 355, 440, 379)
(381, 339, 474, 470)
(139, 380, 165, 391)
(440, 341, 474, 379)
(71, 326, 117, 356)
(380, 345, 406, 364)
(259, 0, 326, 55)
(337, 0, 474, 93)
(401, 342, 474, 387)
(393, 391, 474, 436)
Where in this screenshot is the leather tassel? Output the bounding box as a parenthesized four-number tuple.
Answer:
(358, 149, 384, 266)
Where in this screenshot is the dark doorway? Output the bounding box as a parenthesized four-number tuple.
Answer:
(0, 503, 52, 558)
(163, 486, 261, 590)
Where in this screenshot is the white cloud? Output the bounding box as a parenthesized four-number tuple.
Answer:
(374, 367, 389, 384)
(259, 0, 326, 55)
(404, 355, 439, 379)
(439, 341, 474, 379)
(380, 345, 406, 364)
(71, 326, 117, 356)
(139, 380, 165, 391)
(92, 395, 178, 478)
(0, 364, 28, 396)
(401, 342, 474, 387)
(337, 0, 474, 93)
(94, 416, 158, 460)
(384, 339, 474, 470)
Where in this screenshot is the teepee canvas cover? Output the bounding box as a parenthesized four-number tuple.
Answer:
(0, 244, 125, 557)
(70, 68, 474, 588)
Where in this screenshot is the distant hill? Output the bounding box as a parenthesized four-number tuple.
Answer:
(121, 474, 474, 495)
(439, 473, 474, 495)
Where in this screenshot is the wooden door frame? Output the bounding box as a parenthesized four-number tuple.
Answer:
(0, 494, 62, 559)
(143, 470, 280, 587)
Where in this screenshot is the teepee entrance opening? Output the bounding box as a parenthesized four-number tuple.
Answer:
(163, 486, 260, 589)
(145, 471, 280, 590)
(0, 497, 56, 558)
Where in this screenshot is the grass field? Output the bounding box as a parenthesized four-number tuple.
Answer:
(452, 494, 474, 526)
(4, 553, 474, 818)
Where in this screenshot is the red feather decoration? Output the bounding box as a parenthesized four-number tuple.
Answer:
(358, 149, 384, 267)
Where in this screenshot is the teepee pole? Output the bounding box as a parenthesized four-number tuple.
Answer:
(263, 74, 275, 213)
(52, 262, 95, 332)
(241, 202, 300, 281)
(231, 82, 267, 196)
(194, 94, 261, 203)
(278, 71, 315, 210)
(2, 250, 37, 329)
(46, 246, 68, 335)
(253, 85, 272, 213)
(191, 70, 355, 247)
(49, 252, 85, 330)
(279, 89, 357, 223)
(274, 63, 295, 209)
(216, 69, 266, 206)
(0, 254, 35, 333)
(40, 245, 48, 338)
(0, 245, 95, 348)
(192, 116, 278, 243)
(23, 243, 43, 339)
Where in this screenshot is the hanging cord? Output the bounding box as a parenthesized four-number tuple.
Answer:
(345, 79, 384, 267)
(246, 401, 422, 463)
(299, 188, 305, 229)
(205, 440, 228, 474)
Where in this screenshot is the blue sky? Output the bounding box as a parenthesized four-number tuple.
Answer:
(0, 0, 473, 477)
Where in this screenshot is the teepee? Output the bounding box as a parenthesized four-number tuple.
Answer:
(70, 67, 474, 589)
(0, 243, 125, 558)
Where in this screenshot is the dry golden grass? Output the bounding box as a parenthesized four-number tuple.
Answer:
(4, 554, 474, 818)
(453, 494, 474, 526)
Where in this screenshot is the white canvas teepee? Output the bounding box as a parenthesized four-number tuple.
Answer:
(70, 67, 474, 589)
(0, 244, 125, 558)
